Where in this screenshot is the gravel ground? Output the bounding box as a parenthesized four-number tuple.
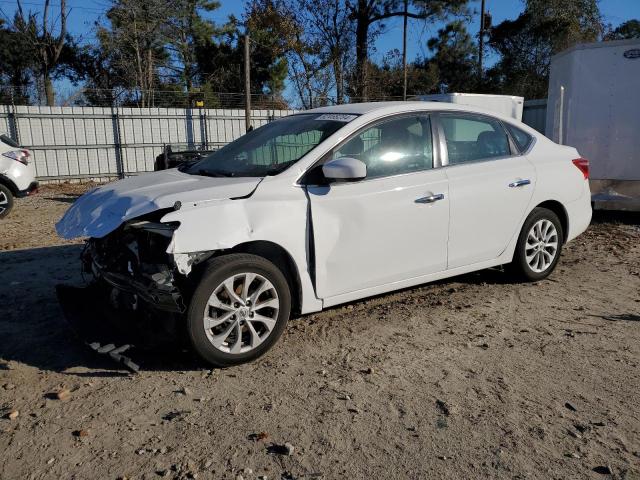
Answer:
(1, 183, 639, 480)
(0, 183, 96, 251)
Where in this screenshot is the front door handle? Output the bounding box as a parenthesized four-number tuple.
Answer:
(415, 193, 445, 204)
(509, 179, 531, 188)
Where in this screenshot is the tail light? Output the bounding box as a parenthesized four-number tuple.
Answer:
(2, 149, 30, 165)
(572, 158, 589, 179)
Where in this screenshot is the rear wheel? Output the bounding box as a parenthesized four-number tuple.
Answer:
(0, 184, 14, 219)
(187, 253, 291, 367)
(509, 207, 563, 281)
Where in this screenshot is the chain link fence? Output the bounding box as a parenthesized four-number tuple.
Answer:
(0, 104, 296, 181)
(0, 85, 420, 109)
(0, 85, 428, 182)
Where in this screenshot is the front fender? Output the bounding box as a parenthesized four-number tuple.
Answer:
(161, 192, 323, 314)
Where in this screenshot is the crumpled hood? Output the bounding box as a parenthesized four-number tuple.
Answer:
(56, 169, 262, 239)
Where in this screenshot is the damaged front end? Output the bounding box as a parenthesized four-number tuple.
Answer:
(57, 211, 214, 369)
(83, 212, 189, 313)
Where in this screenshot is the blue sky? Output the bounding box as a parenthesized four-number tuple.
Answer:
(4, 0, 638, 60)
(1, 0, 639, 100)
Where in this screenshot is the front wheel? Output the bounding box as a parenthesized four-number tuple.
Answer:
(187, 253, 291, 367)
(509, 207, 564, 282)
(0, 184, 14, 219)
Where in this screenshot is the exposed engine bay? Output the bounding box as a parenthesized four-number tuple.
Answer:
(81, 211, 211, 315)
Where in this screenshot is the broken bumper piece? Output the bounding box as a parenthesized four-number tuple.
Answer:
(100, 269, 186, 313)
(56, 284, 184, 373)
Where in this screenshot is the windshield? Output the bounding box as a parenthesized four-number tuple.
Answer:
(185, 113, 356, 177)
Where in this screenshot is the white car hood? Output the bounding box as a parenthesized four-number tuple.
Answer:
(56, 169, 262, 239)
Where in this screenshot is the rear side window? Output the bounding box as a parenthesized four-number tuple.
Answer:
(504, 124, 533, 153)
(440, 114, 511, 164)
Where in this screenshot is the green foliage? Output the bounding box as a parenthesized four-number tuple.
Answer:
(164, 0, 221, 90)
(346, 0, 469, 98)
(1, 7, 88, 105)
(426, 20, 478, 93)
(0, 20, 36, 92)
(486, 0, 604, 99)
(2, 0, 635, 108)
(244, 0, 300, 97)
(605, 19, 640, 41)
(525, 0, 603, 50)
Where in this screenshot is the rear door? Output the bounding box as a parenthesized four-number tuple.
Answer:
(304, 113, 450, 300)
(439, 113, 536, 269)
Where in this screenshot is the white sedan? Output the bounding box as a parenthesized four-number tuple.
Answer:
(57, 102, 592, 366)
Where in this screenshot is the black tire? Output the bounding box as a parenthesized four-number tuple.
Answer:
(187, 253, 291, 367)
(509, 207, 564, 282)
(0, 184, 14, 219)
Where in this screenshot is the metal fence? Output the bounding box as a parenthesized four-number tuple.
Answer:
(522, 99, 548, 134)
(0, 105, 295, 181)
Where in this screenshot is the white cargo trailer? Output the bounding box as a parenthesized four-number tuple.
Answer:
(418, 93, 524, 120)
(547, 38, 640, 210)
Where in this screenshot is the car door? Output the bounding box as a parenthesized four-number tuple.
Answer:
(439, 113, 536, 269)
(304, 113, 449, 300)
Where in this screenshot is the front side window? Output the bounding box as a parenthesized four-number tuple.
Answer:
(331, 115, 433, 179)
(186, 113, 353, 177)
(440, 114, 511, 165)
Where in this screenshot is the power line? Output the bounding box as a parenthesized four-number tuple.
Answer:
(0, 0, 108, 14)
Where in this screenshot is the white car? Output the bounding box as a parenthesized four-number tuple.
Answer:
(0, 134, 38, 218)
(56, 102, 592, 366)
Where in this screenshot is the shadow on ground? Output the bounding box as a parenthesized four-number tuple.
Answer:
(0, 244, 517, 375)
(592, 210, 640, 225)
(593, 313, 640, 322)
(0, 245, 201, 375)
(42, 193, 83, 204)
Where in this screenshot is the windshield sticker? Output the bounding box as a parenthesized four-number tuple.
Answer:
(315, 114, 357, 122)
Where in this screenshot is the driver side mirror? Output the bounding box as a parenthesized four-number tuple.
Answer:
(322, 157, 367, 181)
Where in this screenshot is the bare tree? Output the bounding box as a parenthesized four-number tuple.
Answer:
(293, 0, 354, 104)
(288, 32, 332, 108)
(346, 0, 468, 100)
(163, 0, 220, 92)
(15, 0, 68, 106)
(97, 0, 171, 106)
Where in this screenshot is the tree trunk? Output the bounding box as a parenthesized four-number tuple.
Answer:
(333, 56, 343, 104)
(44, 73, 55, 106)
(354, 0, 370, 101)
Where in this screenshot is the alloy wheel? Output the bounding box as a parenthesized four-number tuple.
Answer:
(203, 272, 280, 354)
(525, 219, 558, 273)
(0, 191, 8, 215)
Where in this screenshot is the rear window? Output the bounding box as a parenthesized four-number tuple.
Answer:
(505, 124, 533, 153)
(0, 134, 20, 148)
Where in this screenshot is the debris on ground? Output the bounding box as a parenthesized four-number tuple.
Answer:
(592, 465, 613, 475)
(1, 184, 639, 479)
(267, 442, 295, 456)
(249, 432, 270, 442)
(52, 388, 71, 401)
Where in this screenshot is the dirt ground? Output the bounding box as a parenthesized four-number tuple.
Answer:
(1, 183, 639, 480)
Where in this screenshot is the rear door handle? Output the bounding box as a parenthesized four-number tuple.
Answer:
(509, 179, 531, 188)
(415, 193, 445, 204)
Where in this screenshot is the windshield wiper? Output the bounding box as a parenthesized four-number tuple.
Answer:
(263, 161, 297, 176)
(197, 169, 236, 178)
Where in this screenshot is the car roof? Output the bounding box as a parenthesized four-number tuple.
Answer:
(300, 101, 540, 136)
(303, 101, 511, 119)
(305, 102, 413, 115)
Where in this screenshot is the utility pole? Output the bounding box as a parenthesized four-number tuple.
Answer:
(244, 32, 251, 132)
(478, 0, 486, 81)
(402, 0, 408, 101)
